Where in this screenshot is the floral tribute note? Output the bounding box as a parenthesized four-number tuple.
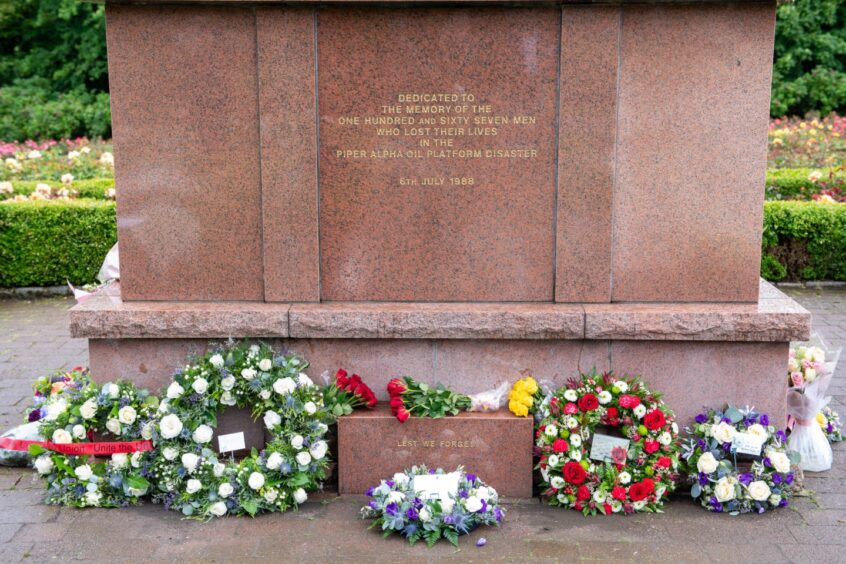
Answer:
(732, 432, 764, 456)
(412, 472, 461, 501)
(588, 434, 631, 463)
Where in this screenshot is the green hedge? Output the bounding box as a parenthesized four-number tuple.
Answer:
(1, 178, 114, 200)
(766, 168, 846, 200)
(762, 200, 846, 281)
(0, 199, 116, 287)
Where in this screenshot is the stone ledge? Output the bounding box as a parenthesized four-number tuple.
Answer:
(70, 280, 810, 342)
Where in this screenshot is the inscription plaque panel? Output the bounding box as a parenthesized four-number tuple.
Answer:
(318, 8, 558, 301)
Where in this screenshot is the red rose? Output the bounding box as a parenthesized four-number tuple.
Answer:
(396, 407, 410, 423)
(335, 368, 349, 388)
(389, 396, 404, 414)
(387, 378, 405, 397)
(606, 407, 618, 419)
(611, 486, 626, 501)
(574, 502, 584, 511)
(628, 482, 649, 501)
(552, 439, 569, 453)
(564, 402, 578, 415)
(563, 461, 587, 485)
(345, 374, 362, 392)
(643, 410, 667, 431)
(576, 485, 591, 501)
(643, 440, 660, 454)
(578, 394, 599, 412)
(655, 456, 671, 469)
(641, 478, 655, 495)
(618, 395, 641, 408)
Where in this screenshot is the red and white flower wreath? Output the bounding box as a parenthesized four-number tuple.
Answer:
(535, 371, 682, 515)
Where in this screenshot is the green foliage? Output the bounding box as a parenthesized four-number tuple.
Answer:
(765, 167, 846, 200)
(0, 198, 116, 286)
(772, 0, 846, 117)
(761, 201, 846, 281)
(1, 177, 114, 200)
(0, 0, 109, 140)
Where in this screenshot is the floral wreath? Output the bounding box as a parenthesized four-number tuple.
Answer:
(33, 369, 158, 507)
(819, 406, 843, 443)
(360, 466, 504, 546)
(147, 341, 331, 519)
(535, 370, 681, 515)
(682, 405, 796, 514)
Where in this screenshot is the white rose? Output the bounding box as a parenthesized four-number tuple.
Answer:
(264, 489, 278, 503)
(747, 480, 771, 501)
(387, 491, 405, 504)
(273, 377, 296, 395)
(210, 354, 224, 368)
(304, 402, 317, 415)
(131, 452, 142, 468)
(263, 411, 281, 430)
(85, 491, 102, 506)
(159, 414, 183, 439)
(260, 390, 271, 400)
(293, 488, 308, 504)
(250, 345, 260, 354)
(80, 399, 98, 420)
(544, 425, 558, 437)
(614, 381, 629, 393)
(804, 368, 817, 382)
(111, 453, 128, 469)
(419, 507, 432, 522)
(52, 429, 72, 444)
(714, 476, 737, 502)
(465, 495, 483, 512)
(392, 472, 410, 487)
(598, 391, 612, 404)
(210, 501, 227, 516)
(157, 399, 169, 414)
(296, 452, 312, 466)
(633, 404, 647, 418)
(297, 373, 314, 387)
(658, 432, 672, 446)
(75, 464, 93, 481)
(221, 375, 235, 391)
(103, 383, 120, 399)
(696, 452, 719, 474)
(258, 359, 272, 372)
(550, 476, 566, 489)
(181, 453, 199, 471)
(310, 441, 328, 460)
(441, 498, 454, 513)
(213, 463, 226, 477)
(118, 405, 137, 425)
(768, 450, 792, 474)
(141, 423, 154, 440)
(746, 424, 768, 442)
(266, 452, 283, 470)
(570, 435, 582, 448)
(563, 389, 578, 402)
(618, 471, 631, 485)
(218, 483, 234, 498)
(106, 418, 122, 435)
(192, 378, 209, 395)
(45, 398, 67, 421)
(291, 435, 304, 449)
(769, 494, 782, 506)
(248, 472, 265, 490)
(192, 424, 213, 444)
(186, 479, 202, 494)
(72, 424, 86, 439)
(163, 447, 178, 461)
(34, 455, 54, 475)
(220, 391, 236, 406)
(475, 486, 492, 501)
(166, 381, 184, 399)
(711, 422, 736, 444)
(241, 368, 257, 381)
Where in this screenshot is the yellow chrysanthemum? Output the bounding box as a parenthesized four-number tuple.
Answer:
(817, 412, 827, 428)
(509, 399, 529, 417)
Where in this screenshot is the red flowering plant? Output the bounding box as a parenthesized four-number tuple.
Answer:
(322, 369, 377, 419)
(534, 370, 681, 516)
(387, 377, 472, 423)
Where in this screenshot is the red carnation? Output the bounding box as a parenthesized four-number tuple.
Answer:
(603, 503, 612, 515)
(396, 407, 411, 423)
(643, 409, 667, 431)
(578, 394, 599, 412)
(387, 378, 406, 397)
(611, 486, 626, 501)
(564, 402, 578, 415)
(618, 395, 641, 408)
(576, 485, 591, 501)
(641, 478, 655, 495)
(655, 456, 671, 469)
(643, 440, 660, 454)
(552, 439, 569, 453)
(606, 407, 618, 419)
(628, 481, 649, 501)
(563, 461, 587, 485)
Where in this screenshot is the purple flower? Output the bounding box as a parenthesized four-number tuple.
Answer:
(759, 414, 770, 426)
(368, 500, 378, 510)
(480, 499, 488, 513)
(386, 480, 395, 488)
(776, 430, 787, 443)
(476, 538, 487, 547)
(385, 503, 399, 516)
(827, 423, 834, 433)
(444, 515, 455, 525)
(27, 409, 41, 422)
(772, 473, 782, 485)
(466, 473, 477, 484)
(429, 469, 436, 475)
(779, 498, 789, 508)
(459, 490, 469, 499)
(494, 507, 503, 523)
(737, 473, 753, 486)
(365, 487, 375, 496)
(709, 497, 723, 513)
(406, 507, 418, 520)
(785, 473, 794, 485)
(763, 456, 772, 468)
(698, 472, 709, 486)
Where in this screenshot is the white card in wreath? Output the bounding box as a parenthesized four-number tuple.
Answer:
(589, 434, 631, 463)
(733, 432, 764, 456)
(217, 431, 246, 453)
(412, 472, 460, 501)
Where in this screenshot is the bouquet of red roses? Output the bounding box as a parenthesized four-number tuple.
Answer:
(323, 369, 377, 418)
(387, 376, 471, 423)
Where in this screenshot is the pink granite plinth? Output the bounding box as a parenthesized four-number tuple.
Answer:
(337, 406, 533, 498)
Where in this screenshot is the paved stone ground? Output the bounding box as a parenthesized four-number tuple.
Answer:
(1, 291, 845, 562)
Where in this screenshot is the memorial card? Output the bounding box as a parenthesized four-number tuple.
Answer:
(217, 432, 246, 454)
(589, 434, 631, 463)
(733, 432, 764, 456)
(412, 472, 461, 501)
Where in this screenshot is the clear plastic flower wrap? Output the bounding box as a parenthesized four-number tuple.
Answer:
(787, 373, 833, 472)
(0, 422, 42, 467)
(467, 381, 509, 412)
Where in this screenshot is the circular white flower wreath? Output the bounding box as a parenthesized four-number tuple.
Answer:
(148, 342, 331, 518)
(33, 370, 158, 507)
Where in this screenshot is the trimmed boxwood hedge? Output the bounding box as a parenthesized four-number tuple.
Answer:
(766, 168, 846, 200)
(0, 199, 116, 287)
(1, 178, 114, 200)
(1, 194, 845, 288)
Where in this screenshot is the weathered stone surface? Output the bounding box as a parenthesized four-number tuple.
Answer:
(289, 302, 585, 339)
(338, 405, 533, 498)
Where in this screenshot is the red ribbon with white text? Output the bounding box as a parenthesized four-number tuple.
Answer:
(0, 437, 154, 455)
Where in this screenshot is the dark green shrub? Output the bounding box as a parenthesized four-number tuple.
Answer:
(0, 198, 116, 287)
(765, 167, 846, 200)
(0, 178, 114, 200)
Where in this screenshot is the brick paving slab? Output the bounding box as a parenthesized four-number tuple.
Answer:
(0, 290, 845, 562)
